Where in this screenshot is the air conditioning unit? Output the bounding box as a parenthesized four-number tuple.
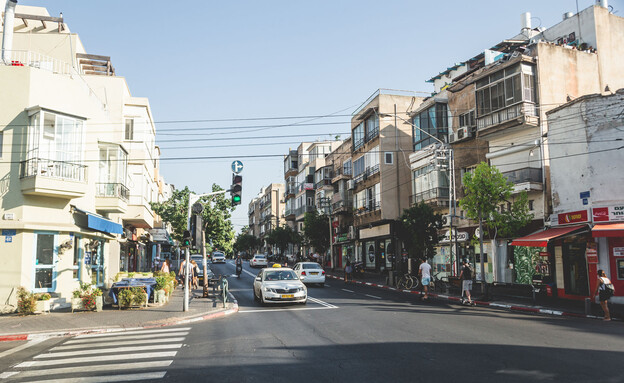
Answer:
(457, 126, 472, 141)
(348, 225, 356, 239)
(441, 214, 451, 227)
(347, 180, 355, 190)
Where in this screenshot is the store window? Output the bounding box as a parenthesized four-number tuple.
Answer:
(562, 240, 589, 296)
(34, 233, 56, 292)
(73, 235, 82, 280)
(366, 241, 376, 269)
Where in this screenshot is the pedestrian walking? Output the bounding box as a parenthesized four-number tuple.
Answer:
(459, 259, 475, 305)
(593, 269, 615, 321)
(344, 260, 353, 282)
(191, 260, 199, 290)
(160, 259, 170, 274)
(418, 258, 432, 300)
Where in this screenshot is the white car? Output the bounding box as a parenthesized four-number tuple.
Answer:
(253, 267, 307, 305)
(250, 254, 268, 268)
(211, 251, 226, 263)
(293, 262, 326, 286)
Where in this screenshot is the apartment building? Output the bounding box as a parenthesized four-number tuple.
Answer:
(247, 183, 285, 253)
(327, 138, 354, 268)
(0, 4, 165, 310)
(351, 90, 424, 271)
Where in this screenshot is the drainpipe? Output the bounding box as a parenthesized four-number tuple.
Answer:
(1, 0, 17, 64)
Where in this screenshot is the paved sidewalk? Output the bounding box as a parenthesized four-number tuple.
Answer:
(0, 286, 238, 342)
(326, 271, 620, 321)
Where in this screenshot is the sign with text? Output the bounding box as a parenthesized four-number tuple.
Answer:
(558, 210, 589, 225)
(2, 229, 16, 236)
(614, 247, 624, 257)
(592, 205, 624, 222)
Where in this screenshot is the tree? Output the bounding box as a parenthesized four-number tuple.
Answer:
(397, 201, 443, 260)
(460, 162, 533, 289)
(303, 210, 330, 257)
(234, 233, 261, 255)
(266, 225, 300, 256)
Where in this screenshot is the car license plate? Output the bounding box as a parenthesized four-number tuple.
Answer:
(310, 272, 318, 275)
(281, 294, 294, 298)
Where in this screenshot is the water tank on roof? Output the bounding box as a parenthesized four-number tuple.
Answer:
(563, 12, 574, 20)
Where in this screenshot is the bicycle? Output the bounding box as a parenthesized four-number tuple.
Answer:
(396, 273, 420, 290)
(432, 272, 451, 294)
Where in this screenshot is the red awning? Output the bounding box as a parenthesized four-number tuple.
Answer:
(511, 225, 587, 247)
(592, 223, 624, 238)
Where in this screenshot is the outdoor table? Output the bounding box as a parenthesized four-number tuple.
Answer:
(109, 278, 157, 305)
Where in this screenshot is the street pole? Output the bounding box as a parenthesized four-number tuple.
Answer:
(183, 247, 190, 312)
(393, 104, 400, 287)
(478, 209, 485, 294)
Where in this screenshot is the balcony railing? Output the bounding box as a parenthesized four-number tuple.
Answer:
(295, 205, 315, 216)
(332, 199, 353, 213)
(503, 167, 542, 184)
(353, 138, 365, 151)
(314, 179, 332, 189)
(20, 158, 87, 182)
(354, 201, 381, 216)
(365, 164, 380, 178)
(1, 50, 72, 75)
(96, 183, 129, 201)
(284, 207, 295, 217)
(477, 102, 538, 131)
(334, 167, 352, 178)
(410, 187, 449, 205)
(365, 126, 379, 142)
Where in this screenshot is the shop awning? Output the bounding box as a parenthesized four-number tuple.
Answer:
(510, 225, 587, 247)
(72, 205, 123, 235)
(592, 223, 624, 238)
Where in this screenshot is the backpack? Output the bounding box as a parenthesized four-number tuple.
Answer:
(602, 277, 615, 297)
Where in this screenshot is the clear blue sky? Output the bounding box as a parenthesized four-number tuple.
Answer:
(21, 0, 623, 231)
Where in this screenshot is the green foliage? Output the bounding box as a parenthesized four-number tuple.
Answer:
(36, 292, 51, 301)
(265, 225, 301, 255)
(155, 276, 168, 291)
(514, 246, 543, 284)
(397, 202, 443, 259)
(303, 210, 330, 255)
(234, 233, 262, 254)
(460, 162, 533, 238)
(82, 293, 97, 310)
(17, 287, 36, 315)
(131, 287, 147, 305)
(118, 289, 133, 306)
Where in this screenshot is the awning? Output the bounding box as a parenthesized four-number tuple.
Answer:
(72, 205, 123, 235)
(510, 224, 587, 247)
(592, 223, 624, 238)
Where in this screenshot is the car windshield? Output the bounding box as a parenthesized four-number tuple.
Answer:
(302, 263, 322, 270)
(213, 253, 224, 257)
(255, 255, 265, 259)
(264, 270, 297, 281)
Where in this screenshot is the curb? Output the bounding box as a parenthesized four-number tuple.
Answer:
(326, 274, 607, 321)
(0, 299, 239, 343)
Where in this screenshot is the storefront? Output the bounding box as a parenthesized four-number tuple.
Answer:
(358, 223, 395, 271)
(591, 205, 624, 302)
(334, 232, 354, 268)
(435, 230, 470, 277)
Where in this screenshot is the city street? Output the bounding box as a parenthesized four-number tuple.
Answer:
(2, 261, 623, 383)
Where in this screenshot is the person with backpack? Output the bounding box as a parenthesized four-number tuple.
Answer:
(593, 269, 615, 321)
(459, 259, 475, 306)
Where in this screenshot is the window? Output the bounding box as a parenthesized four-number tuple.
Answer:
(459, 111, 475, 127)
(529, 199, 534, 211)
(73, 236, 81, 280)
(413, 103, 448, 151)
(365, 114, 379, 142)
(34, 233, 56, 292)
(385, 152, 393, 165)
(0, 131, 3, 157)
(343, 159, 352, 176)
(475, 64, 534, 117)
(98, 144, 128, 198)
(353, 123, 365, 150)
(461, 165, 477, 185)
(125, 119, 134, 140)
(353, 156, 365, 177)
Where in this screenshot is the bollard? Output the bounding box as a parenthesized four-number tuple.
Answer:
(584, 297, 592, 315)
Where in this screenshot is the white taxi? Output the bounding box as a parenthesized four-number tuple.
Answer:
(253, 267, 307, 305)
(293, 262, 326, 286)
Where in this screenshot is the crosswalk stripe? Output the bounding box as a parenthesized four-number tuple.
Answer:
(65, 332, 189, 344)
(36, 344, 183, 359)
(15, 351, 178, 368)
(52, 337, 186, 351)
(8, 360, 173, 379)
(18, 371, 167, 383)
(73, 327, 191, 339)
(308, 297, 338, 308)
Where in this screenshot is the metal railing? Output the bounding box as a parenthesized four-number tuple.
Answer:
(477, 102, 538, 131)
(365, 126, 379, 142)
(410, 188, 449, 205)
(353, 138, 365, 151)
(1, 50, 72, 75)
(365, 164, 380, 178)
(332, 199, 353, 212)
(503, 167, 542, 184)
(354, 201, 381, 216)
(334, 167, 352, 177)
(314, 179, 332, 189)
(20, 158, 87, 182)
(96, 183, 129, 201)
(295, 205, 315, 216)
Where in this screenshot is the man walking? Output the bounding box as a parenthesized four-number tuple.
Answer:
(418, 258, 432, 300)
(459, 259, 475, 305)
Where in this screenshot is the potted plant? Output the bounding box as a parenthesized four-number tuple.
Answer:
(72, 282, 103, 312)
(35, 292, 51, 314)
(17, 287, 36, 315)
(93, 288, 103, 311)
(154, 276, 167, 304)
(71, 288, 84, 313)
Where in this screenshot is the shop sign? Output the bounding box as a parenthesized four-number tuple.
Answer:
(439, 231, 469, 243)
(2, 229, 16, 236)
(592, 205, 624, 222)
(336, 233, 348, 243)
(5, 236, 12, 243)
(558, 210, 589, 225)
(539, 252, 550, 257)
(303, 183, 314, 190)
(614, 247, 624, 257)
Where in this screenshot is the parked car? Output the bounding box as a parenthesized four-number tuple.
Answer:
(292, 262, 326, 286)
(211, 251, 226, 263)
(250, 254, 268, 268)
(253, 267, 307, 305)
(190, 254, 215, 286)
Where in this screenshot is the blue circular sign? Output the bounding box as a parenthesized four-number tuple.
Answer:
(231, 160, 244, 174)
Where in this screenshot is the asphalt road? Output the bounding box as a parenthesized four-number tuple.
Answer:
(2, 260, 623, 383)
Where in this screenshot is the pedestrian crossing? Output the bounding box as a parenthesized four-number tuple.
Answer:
(0, 327, 190, 382)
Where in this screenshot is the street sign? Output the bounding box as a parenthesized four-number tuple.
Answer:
(231, 160, 244, 174)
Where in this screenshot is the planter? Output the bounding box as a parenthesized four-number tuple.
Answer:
(35, 300, 50, 314)
(155, 289, 166, 304)
(71, 297, 84, 313)
(95, 295, 103, 312)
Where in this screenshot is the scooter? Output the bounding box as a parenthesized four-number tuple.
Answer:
(460, 290, 476, 306)
(235, 263, 242, 278)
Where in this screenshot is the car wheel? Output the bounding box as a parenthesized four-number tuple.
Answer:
(253, 289, 259, 302)
(301, 299, 307, 305)
(319, 283, 324, 287)
(260, 293, 267, 307)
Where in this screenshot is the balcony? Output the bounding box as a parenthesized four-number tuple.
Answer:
(354, 201, 381, 216)
(1, 50, 72, 75)
(477, 102, 538, 135)
(95, 183, 129, 213)
(410, 187, 450, 207)
(353, 138, 365, 152)
(332, 167, 352, 183)
(365, 126, 379, 143)
(365, 164, 380, 178)
(503, 167, 543, 192)
(124, 196, 155, 229)
(295, 205, 315, 217)
(284, 207, 296, 219)
(314, 179, 332, 190)
(20, 158, 88, 198)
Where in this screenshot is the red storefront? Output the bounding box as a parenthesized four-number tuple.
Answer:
(592, 205, 624, 300)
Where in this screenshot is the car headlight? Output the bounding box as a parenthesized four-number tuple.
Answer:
(263, 286, 276, 293)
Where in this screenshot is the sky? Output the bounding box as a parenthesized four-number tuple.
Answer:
(18, 0, 624, 232)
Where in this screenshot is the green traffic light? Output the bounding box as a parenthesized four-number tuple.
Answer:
(233, 195, 241, 203)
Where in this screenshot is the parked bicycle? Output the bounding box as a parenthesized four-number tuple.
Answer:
(432, 272, 451, 294)
(396, 273, 420, 290)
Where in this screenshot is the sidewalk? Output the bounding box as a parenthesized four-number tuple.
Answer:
(327, 270, 621, 321)
(0, 287, 238, 342)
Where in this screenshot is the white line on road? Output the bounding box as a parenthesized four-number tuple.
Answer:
(52, 337, 186, 351)
(65, 332, 189, 344)
(6, 360, 173, 379)
(36, 344, 183, 359)
(73, 327, 191, 339)
(341, 289, 355, 293)
(0, 339, 45, 359)
(238, 307, 335, 313)
(365, 294, 382, 300)
(16, 371, 168, 383)
(308, 297, 338, 308)
(15, 351, 178, 368)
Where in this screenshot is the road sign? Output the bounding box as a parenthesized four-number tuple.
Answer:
(231, 160, 244, 174)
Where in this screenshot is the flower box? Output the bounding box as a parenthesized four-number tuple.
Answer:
(155, 289, 167, 304)
(71, 297, 84, 313)
(35, 300, 50, 314)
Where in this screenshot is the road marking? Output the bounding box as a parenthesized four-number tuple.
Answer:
(15, 351, 178, 368)
(52, 337, 186, 350)
(308, 297, 338, 308)
(341, 289, 355, 293)
(239, 307, 334, 313)
(365, 294, 382, 300)
(0, 339, 44, 359)
(36, 344, 183, 359)
(0, 372, 18, 379)
(73, 327, 191, 339)
(16, 371, 168, 383)
(7, 360, 173, 379)
(66, 332, 189, 344)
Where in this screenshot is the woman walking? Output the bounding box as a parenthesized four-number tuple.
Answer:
(593, 269, 615, 321)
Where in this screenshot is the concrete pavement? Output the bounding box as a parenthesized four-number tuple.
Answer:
(0, 286, 238, 342)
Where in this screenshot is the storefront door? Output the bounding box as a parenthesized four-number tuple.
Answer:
(385, 239, 394, 269)
(365, 241, 375, 269)
(609, 237, 624, 293)
(562, 242, 589, 296)
(89, 240, 104, 286)
(33, 232, 57, 292)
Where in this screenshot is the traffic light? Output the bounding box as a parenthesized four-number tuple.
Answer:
(190, 214, 203, 249)
(182, 230, 191, 247)
(231, 174, 242, 206)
